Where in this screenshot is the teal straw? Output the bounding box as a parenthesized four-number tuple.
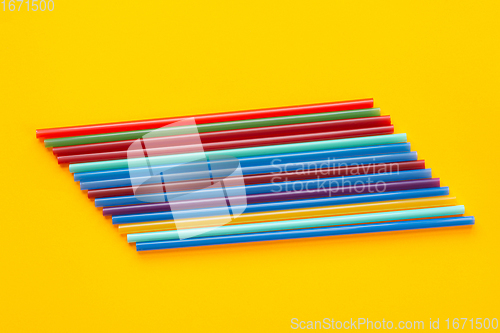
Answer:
(127, 206, 465, 243)
(69, 133, 407, 173)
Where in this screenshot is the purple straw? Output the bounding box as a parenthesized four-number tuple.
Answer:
(103, 178, 440, 216)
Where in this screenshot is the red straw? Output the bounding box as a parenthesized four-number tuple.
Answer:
(57, 126, 394, 164)
(36, 98, 373, 139)
(52, 116, 389, 157)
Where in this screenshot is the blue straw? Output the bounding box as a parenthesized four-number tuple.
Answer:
(112, 187, 448, 224)
(74, 143, 411, 182)
(81, 151, 417, 190)
(135, 216, 475, 251)
(96, 168, 431, 207)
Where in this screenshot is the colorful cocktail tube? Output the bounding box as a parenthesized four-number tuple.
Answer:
(36, 98, 474, 251)
(135, 217, 474, 251)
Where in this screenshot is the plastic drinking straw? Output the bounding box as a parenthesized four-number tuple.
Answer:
(145, 205, 464, 241)
(111, 178, 440, 221)
(80, 151, 417, 190)
(118, 187, 450, 234)
(99, 169, 432, 209)
(124, 196, 456, 236)
(126, 196, 458, 241)
(88, 160, 425, 199)
(97, 169, 432, 208)
(57, 126, 394, 164)
(53, 116, 391, 156)
(111, 178, 440, 224)
(135, 216, 474, 251)
(111, 178, 441, 219)
(69, 133, 407, 173)
(103, 169, 440, 216)
(44, 108, 381, 148)
(132, 205, 463, 242)
(104, 172, 432, 216)
(37, 99, 373, 139)
(74, 142, 412, 182)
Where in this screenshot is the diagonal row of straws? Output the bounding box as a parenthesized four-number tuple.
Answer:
(37, 98, 474, 251)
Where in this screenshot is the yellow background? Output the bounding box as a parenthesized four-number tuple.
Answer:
(1, 1, 499, 332)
